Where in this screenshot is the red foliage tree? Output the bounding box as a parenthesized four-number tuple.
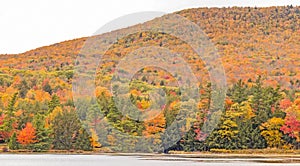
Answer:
(0, 114, 7, 141)
(281, 99, 300, 142)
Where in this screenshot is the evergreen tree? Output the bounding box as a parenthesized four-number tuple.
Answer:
(74, 128, 92, 151)
(227, 80, 249, 104)
(251, 77, 282, 127)
(180, 127, 199, 151)
(18, 79, 30, 98)
(32, 114, 52, 152)
(43, 82, 52, 95)
(161, 124, 183, 153)
(52, 109, 81, 150)
(86, 104, 102, 132)
(48, 95, 60, 113)
(0, 92, 18, 142)
(8, 132, 19, 150)
(237, 121, 267, 149)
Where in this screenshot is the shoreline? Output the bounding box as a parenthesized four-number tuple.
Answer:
(1, 151, 300, 158)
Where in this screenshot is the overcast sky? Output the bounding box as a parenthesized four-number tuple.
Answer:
(1, 0, 299, 54)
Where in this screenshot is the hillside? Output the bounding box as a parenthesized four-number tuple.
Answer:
(0, 6, 299, 88)
(0, 6, 299, 153)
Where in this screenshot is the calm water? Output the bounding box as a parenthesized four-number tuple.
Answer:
(0, 155, 299, 166)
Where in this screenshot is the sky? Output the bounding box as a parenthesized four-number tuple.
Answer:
(1, 0, 300, 54)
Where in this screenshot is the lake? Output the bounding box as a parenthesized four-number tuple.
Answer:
(0, 154, 299, 166)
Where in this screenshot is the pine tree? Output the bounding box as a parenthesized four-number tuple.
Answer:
(227, 80, 249, 104)
(86, 104, 102, 132)
(48, 95, 60, 113)
(237, 121, 267, 149)
(8, 132, 19, 150)
(251, 77, 282, 127)
(0, 93, 18, 142)
(180, 127, 198, 151)
(52, 109, 82, 150)
(32, 114, 52, 152)
(74, 128, 92, 151)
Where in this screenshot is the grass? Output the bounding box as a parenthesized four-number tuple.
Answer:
(1, 143, 300, 157)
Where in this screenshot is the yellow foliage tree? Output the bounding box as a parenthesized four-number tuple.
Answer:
(260, 117, 285, 148)
(90, 129, 101, 149)
(45, 106, 63, 128)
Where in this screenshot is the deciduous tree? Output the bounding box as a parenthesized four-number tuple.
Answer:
(17, 122, 37, 146)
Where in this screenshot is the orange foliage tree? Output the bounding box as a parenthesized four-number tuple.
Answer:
(17, 122, 37, 146)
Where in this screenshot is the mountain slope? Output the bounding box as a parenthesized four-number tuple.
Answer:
(0, 6, 299, 89)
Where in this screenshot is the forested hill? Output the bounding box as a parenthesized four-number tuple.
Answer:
(0, 6, 299, 152)
(0, 6, 299, 88)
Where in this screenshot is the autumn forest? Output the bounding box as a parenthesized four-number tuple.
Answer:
(0, 6, 299, 153)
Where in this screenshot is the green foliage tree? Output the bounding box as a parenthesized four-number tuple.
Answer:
(8, 132, 19, 150)
(48, 95, 60, 113)
(52, 109, 80, 150)
(31, 114, 52, 152)
(86, 104, 102, 132)
(251, 77, 282, 126)
(18, 79, 30, 98)
(237, 121, 267, 149)
(180, 126, 200, 152)
(43, 82, 52, 95)
(0, 92, 18, 142)
(227, 80, 249, 104)
(74, 128, 92, 151)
